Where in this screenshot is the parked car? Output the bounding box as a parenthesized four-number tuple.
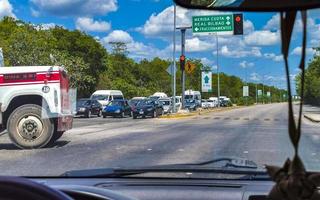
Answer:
(159, 98, 172, 114)
(76, 99, 102, 118)
(207, 100, 216, 108)
(184, 99, 197, 111)
(201, 99, 209, 109)
(102, 100, 132, 118)
(128, 97, 147, 108)
(91, 90, 124, 109)
(175, 96, 182, 110)
(132, 99, 164, 119)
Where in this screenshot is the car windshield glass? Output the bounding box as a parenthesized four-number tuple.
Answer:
(138, 100, 154, 106)
(1, 1, 320, 178)
(108, 101, 123, 106)
(160, 101, 170, 105)
(91, 95, 108, 101)
(77, 100, 90, 106)
(185, 95, 193, 99)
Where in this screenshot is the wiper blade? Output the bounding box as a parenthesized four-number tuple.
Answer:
(178, 157, 258, 169)
(62, 158, 264, 178)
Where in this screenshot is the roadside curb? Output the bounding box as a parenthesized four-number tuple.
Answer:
(159, 106, 243, 119)
(304, 114, 320, 123)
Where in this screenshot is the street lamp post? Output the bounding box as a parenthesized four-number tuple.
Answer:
(176, 26, 191, 109)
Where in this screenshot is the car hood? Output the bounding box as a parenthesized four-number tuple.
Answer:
(105, 105, 122, 112)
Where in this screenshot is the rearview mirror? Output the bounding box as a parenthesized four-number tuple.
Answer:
(174, 0, 320, 11)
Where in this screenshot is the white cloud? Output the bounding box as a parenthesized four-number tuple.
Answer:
(0, 0, 16, 18)
(137, 5, 223, 39)
(244, 30, 280, 46)
(101, 30, 170, 60)
(291, 46, 316, 56)
(239, 61, 254, 68)
(30, 0, 117, 17)
(250, 72, 261, 81)
(243, 20, 254, 34)
(263, 14, 279, 31)
(102, 30, 133, 43)
(30, 8, 40, 17)
(76, 17, 111, 32)
(220, 45, 262, 58)
(264, 53, 283, 62)
(200, 57, 214, 66)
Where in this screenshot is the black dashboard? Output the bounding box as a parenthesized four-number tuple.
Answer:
(31, 178, 274, 200)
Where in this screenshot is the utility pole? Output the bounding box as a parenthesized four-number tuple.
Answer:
(255, 83, 258, 104)
(176, 26, 191, 109)
(216, 34, 220, 107)
(172, 4, 176, 113)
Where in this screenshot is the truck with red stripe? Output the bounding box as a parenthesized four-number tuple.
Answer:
(0, 66, 73, 149)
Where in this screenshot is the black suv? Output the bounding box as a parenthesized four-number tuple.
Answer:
(76, 99, 102, 118)
(132, 99, 164, 119)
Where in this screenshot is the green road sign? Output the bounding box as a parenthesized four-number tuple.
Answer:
(192, 14, 234, 35)
(202, 71, 212, 92)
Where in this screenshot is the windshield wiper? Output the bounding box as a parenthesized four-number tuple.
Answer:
(61, 157, 265, 178)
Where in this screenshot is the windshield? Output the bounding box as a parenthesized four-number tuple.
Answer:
(77, 99, 90, 106)
(108, 101, 123, 106)
(160, 100, 171, 105)
(91, 94, 108, 101)
(138, 100, 154, 106)
(1, 1, 320, 178)
(185, 95, 194, 100)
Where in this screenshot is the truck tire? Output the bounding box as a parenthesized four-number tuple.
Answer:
(7, 104, 54, 149)
(47, 131, 65, 147)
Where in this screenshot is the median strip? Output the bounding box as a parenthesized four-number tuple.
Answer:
(159, 106, 242, 119)
(304, 114, 320, 123)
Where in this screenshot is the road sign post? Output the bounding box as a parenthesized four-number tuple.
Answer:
(202, 71, 212, 92)
(172, 4, 177, 113)
(185, 61, 196, 74)
(177, 26, 191, 109)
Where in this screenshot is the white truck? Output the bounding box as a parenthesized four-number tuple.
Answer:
(0, 66, 73, 149)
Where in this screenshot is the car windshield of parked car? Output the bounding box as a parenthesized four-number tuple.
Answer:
(77, 99, 90, 106)
(0, 0, 320, 178)
(91, 95, 108, 101)
(108, 101, 123, 106)
(160, 100, 171, 105)
(138, 100, 154, 106)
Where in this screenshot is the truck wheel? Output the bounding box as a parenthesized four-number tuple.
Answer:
(47, 131, 65, 147)
(7, 104, 54, 149)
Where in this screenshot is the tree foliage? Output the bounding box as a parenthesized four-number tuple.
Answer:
(296, 50, 320, 106)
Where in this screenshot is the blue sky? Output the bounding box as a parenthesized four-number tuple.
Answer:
(1, 0, 320, 90)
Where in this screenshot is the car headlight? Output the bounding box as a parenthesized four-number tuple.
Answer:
(79, 108, 86, 112)
(115, 109, 121, 113)
(147, 108, 153, 111)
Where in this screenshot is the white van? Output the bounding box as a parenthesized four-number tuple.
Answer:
(184, 90, 201, 108)
(91, 90, 124, 108)
(152, 92, 168, 98)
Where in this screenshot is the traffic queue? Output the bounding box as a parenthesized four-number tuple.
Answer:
(75, 90, 232, 119)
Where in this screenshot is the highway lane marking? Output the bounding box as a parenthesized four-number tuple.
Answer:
(243, 151, 249, 154)
(203, 116, 286, 122)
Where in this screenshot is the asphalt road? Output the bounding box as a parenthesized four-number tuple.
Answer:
(0, 103, 319, 176)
